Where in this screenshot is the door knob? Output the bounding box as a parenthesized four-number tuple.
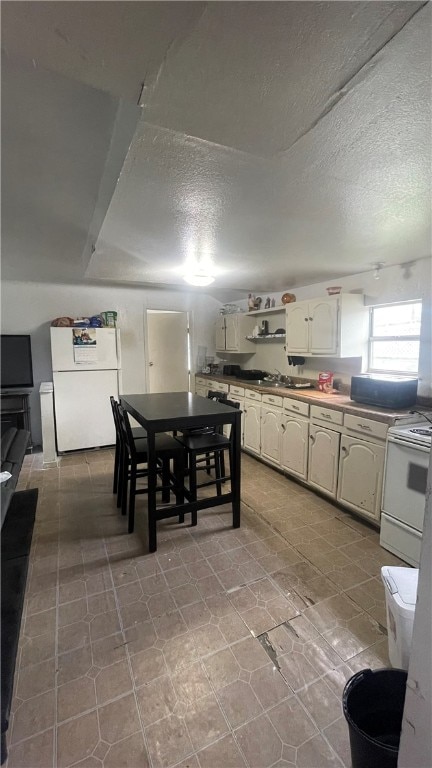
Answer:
(149, 362, 154, 367)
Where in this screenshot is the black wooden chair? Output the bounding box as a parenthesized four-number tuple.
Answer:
(110, 395, 146, 503)
(174, 398, 240, 503)
(117, 405, 186, 534)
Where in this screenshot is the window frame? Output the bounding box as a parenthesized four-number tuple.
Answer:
(367, 300, 422, 376)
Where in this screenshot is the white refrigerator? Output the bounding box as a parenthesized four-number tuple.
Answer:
(51, 327, 121, 452)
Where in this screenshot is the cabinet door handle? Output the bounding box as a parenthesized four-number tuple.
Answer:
(321, 412, 331, 419)
(341, 446, 348, 454)
(292, 405, 299, 410)
(358, 423, 372, 430)
(304, 317, 309, 322)
(310, 434, 315, 443)
(309, 317, 313, 321)
(281, 423, 286, 432)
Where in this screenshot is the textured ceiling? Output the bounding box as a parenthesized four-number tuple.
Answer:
(2, 2, 431, 292)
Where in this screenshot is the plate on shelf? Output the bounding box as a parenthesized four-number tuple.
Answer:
(281, 292, 296, 304)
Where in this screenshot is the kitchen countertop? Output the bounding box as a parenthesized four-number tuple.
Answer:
(195, 373, 428, 424)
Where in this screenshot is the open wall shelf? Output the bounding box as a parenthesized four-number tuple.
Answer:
(245, 334, 286, 341)
(246, 306, 286, 316)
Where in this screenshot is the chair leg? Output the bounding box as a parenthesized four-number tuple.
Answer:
(117, 446, 124, 508)
(113, 437, 119, 494)
(205, 452, 211, 475)
(121, 454, 129, 516)
(128, 463, 137, 533)
(174, 452, 186, 522)
(189, 454, 197, 502)
(215, 451, 222, 496)
(220, 450, 226, 484)
(162, 459, 170, 503)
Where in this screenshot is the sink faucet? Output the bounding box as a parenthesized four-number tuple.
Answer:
(274, 369, 292, 385)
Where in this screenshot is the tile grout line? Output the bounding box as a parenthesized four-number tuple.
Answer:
(104, 533, 157, 768)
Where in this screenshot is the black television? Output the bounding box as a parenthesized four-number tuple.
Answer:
(1, 335, 34, 389)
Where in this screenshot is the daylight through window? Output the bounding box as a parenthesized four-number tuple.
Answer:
(368, 301, 422, 374)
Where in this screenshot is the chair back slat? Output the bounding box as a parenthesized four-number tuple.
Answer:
(110, 396, 121, 439)
(117, 405, 137, 460)
(207, 390, 227, 402)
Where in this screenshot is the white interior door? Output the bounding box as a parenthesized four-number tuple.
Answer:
(147, 311, 189, 392)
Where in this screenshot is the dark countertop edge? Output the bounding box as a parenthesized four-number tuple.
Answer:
(195, 374, 431, 425)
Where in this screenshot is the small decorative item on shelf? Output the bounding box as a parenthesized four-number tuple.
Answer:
(254, 296, 262, 310)
(281, 292, 296, 304)
(247, 293, 255, 311)
(265, 297, 271, 309)
(271, 298, 276, 307)
(326, 286, 342, 296)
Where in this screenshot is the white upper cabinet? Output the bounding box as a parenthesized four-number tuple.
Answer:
(308, 299, 338, 354)
(286, 295, 367, 357)
(215, 314, 255, 353)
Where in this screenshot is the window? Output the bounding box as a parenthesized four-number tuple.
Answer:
(368, 301, 422, 374)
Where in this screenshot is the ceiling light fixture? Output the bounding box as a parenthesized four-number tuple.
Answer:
(182, 253, 216, 287)
(183, 272, 215, 287)
(372, 262, 386, 280)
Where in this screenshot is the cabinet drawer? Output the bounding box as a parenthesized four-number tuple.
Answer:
(230, 385, 245, 397)
(205, 380, 217, 390)
(311, 405, 343, 426)
(245, 389, 262, 401)
(213, 382, 229, 393)
(344, 413, 388, 440)
(283, 398, 309, 417)
(262, 394, 283, 407)
(195, 377, 206, 386)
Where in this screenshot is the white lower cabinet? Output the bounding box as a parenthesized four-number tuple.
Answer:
(195, 386, 207, 397)
(280, 415, 309, 479)
(261, 406, 282, 465)
(244, 400, 261, 455)
(337, 434, 385, 522)
(308, 424, 340, 497)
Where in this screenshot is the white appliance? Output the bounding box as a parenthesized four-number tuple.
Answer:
(381, 566, 418, 670)
(51, 327, 120, 452)
(381, 421, 431, 566)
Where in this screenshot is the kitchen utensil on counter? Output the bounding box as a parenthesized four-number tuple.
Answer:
(287, 356, 305, 366)
(222, 365, 242, 376)
(236, 369, 267, 380)
(281, 292, 296, 304)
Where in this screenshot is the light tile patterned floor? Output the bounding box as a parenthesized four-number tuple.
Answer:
(6, 449, 407, 768)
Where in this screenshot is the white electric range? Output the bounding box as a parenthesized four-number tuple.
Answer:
(381, 421, 431, 566)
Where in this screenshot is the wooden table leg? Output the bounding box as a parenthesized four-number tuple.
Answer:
(232, 412, 241, 528)
(146, 430, 158, 552)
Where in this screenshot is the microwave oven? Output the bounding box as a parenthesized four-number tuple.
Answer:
(350, 374, 418, 409)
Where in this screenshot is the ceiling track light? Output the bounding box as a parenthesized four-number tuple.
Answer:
(372, 262, 386, 280)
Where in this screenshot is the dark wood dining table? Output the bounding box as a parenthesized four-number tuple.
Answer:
(120, 392, 242, 551)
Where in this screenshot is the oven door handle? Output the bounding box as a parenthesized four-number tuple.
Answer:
(387, 435, 431, 454)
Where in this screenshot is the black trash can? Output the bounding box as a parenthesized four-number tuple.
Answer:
(343, 668, 407, 768)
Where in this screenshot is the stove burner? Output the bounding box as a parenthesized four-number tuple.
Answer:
(410, 428, 432, 436)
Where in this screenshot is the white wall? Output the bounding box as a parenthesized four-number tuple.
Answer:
(225, 259, 432, 397)
(1, 280, 220, 446)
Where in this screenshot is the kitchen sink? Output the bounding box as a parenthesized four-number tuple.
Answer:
(242, 380, 287, 388)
